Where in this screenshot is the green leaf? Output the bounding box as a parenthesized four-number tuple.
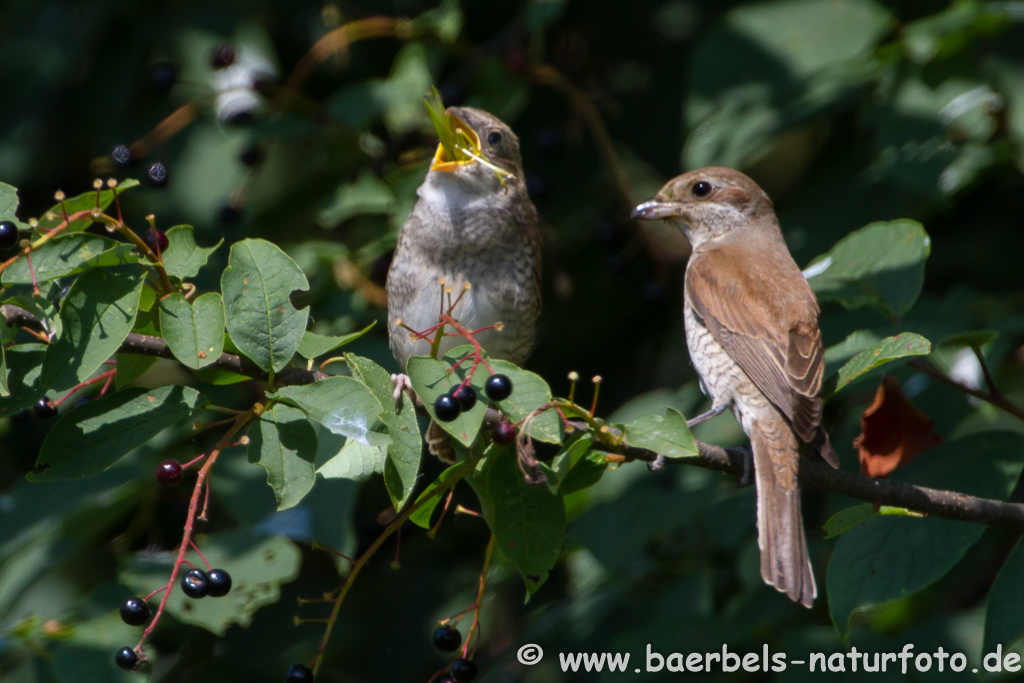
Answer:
(806, 219, 930, 319)
(827, 431, 1024, 637)
(161, 225, 223, 280)
(316, 433, 385, 481)
(30, 385, 202, 481)
(1, 233, 140, 285)
(0, 343, 7, 397)
(0, 344, 47, 416)
(553, 436, 609, 496)
(346, 353, 422, 509)
(39, 270, 144, 391)
(0, 182, 19, 220)
(488, 446, 567, 594)
(833, 332, 931, 392)
(984, 538, 1024, 655)
(159, 292, 226, 369)
(114, 353, 157, 388)
(623, 407, 698, 459)
(484, 358, 561, 444)
(221, 238, 309, 373)
(249, 404, 318, 510)
(36, 179, 140, 233)
(407, 354, 487, 446)
(683, 0, 891, 168)
(271, 376, 390, 447)
(409, 464, 465, 529)
(121, 532, 300, 636)
(316, 170, 396, 228)
(297, 322, 375, 359)
(822, 504, 922, 539)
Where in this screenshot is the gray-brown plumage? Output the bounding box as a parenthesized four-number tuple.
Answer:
(386, 107, 542, 459)
(633, 167, 837, 608)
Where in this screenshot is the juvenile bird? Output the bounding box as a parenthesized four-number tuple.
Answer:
(386, 107, 542, 460)
(633, 167, 837, 607)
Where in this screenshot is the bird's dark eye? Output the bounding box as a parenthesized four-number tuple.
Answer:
(486, 131, 502, 146)
(692, 181, 712, 198)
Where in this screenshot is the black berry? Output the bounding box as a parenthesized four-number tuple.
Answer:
(211, 43, 236, 69)
(218, 204, 241, 223)
(120, 597, 151, 626)
(0, 221, 19, 249)
(33, 398, 57, 419)
(484, 374, 513, 402)
(144, 227, 169, 253)
(146, 162, 168, 188)
(206, 568, 232, 597)
(450, 658, 477, 682)
(115, 647, 138, 671)
(155, 459, 182, 485)
(433, 625, 462, 652)
(111, 144, 135, 168)
(181, 568, 209, 598)
(452, 385, 477, 412)
(239, 143, 265, 167)
(491, 421, 516, 446)
(286, 663, 314, 682)
(149, 62, 177, 92)
(434, 394, 461, 422)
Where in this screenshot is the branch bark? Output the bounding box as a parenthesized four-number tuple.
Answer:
(7, 303, 1024, 530)
(2, 304, 327, 386)
(588, 434, 1024, 531)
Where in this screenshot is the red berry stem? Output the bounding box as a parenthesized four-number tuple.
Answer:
(134, 409, 255, 654)
(189, 539, 212, 571)
(460, 534, 495, 660)
(53, 369, 117, 407)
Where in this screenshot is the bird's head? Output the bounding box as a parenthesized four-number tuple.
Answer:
(428, 107, 523, 193)
(631, 167, 775, 249)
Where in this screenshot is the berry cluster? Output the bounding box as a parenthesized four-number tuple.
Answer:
(114, 566, 231, 670)
(433, 626, 477, 681)
(433, 374, 513, 423)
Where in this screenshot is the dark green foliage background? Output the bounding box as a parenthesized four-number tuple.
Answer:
(4, 0, 1024, 681)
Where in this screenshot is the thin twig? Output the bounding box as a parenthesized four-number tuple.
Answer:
(910, 359, 1024, 422)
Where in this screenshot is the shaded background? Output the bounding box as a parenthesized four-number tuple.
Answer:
(4, 0, 1024, 680)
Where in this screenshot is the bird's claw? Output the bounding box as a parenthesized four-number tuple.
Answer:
(648, 455, 667, 472)
(734, 444, 755, 488)
(391, 373, 414, 409)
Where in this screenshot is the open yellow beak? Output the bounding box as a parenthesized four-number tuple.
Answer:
(430, 111, 481, 172)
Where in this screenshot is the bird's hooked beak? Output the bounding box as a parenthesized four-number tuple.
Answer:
(631, 200, 682, 221)
(430, 109, 482, 173)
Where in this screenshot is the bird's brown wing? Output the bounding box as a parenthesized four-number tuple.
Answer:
(685, 245, 824, 442)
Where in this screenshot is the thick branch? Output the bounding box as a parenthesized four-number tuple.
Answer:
(589, 436, 1024, 531)
(2, 304, 326, 386)
(9, 303, 1024, 530)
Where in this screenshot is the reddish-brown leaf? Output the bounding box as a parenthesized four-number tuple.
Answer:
(854, 375, 943, 478)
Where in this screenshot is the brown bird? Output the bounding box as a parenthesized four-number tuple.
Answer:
(386, 107, 542, 460)
(633, 167, 837, 607)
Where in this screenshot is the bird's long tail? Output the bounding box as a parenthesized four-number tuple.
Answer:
(751, 415, 816, 608)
